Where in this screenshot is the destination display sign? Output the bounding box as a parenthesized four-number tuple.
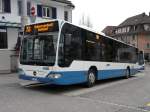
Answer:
(24, 21, 59, 34)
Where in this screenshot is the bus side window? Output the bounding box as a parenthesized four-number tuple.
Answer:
(65, 31, 82, 60)
(60, 23, 82, 67)
(85, 31, 100, 61)
(58, 34, 65, 66)
(64, 33, 72, 66)
(101, 37, 114, 62)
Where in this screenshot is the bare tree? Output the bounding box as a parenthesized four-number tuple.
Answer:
(79, 14, 93, 28)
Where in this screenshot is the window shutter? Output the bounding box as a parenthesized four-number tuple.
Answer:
(0, 0, 2, 12)
(37, 5, 42, 17)
(52, 7, 57, 19)
(4, 0, 11, 13)
(27, 2, 31, 16)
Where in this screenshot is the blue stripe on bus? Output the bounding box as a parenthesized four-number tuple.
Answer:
(19, 74, 54, 83)
(19, 68, 138, 85)
(98, 69, 126, 80)
(19, 71, 87, 85)
(48, 71, 87, 85)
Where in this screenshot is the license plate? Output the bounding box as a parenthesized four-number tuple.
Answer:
(32, 78, 37, 81)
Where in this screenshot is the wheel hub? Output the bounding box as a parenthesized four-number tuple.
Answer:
(89, 73, 95, 83)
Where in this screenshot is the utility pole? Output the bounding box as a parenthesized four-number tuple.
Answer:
(16, 0, 28, 53)
(21, 0, 28, 31)
(15, 0, 28, 55)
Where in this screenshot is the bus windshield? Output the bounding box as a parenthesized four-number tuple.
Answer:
(20, 33, 58, 66)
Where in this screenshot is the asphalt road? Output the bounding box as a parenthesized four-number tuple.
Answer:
(0, 65, 150, 112)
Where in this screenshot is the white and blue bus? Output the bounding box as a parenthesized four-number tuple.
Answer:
(18, 20, 145, 87)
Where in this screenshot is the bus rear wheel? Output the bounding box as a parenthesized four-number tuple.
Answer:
(86, 69, 96, 87)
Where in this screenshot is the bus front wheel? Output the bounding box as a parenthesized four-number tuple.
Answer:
(86, 69, 96, 87)
(125, 68, 130, 79)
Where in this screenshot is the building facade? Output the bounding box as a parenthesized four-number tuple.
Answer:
(103, 13, 150, 61)
(0, 0, 74, 73)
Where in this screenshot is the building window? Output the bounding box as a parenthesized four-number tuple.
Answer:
(144, 24, 150, 31)
(117, 28, 122, 34)
(0, 28, 7, 49)
(126, 26, 130, 32)
(122, 27, 126, 33)
(115, 30, 118, 34)
(132, 35, 135, 41)
(133, 26, 137, 31)
(0, 0, 11, 13)
(37, 5, 57, 19)
(64, 11, 68, 21)
(42, 6, 52, 18)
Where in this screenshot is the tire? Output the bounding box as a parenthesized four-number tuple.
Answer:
(125, 68, 130, 79)
(86, 69, 96, 87)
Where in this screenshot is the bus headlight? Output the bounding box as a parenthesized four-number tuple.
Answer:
(48, 74, 62, 79)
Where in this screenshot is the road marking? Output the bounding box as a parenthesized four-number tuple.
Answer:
(77, 97, 150, 112)
(63, 72, 145, 97)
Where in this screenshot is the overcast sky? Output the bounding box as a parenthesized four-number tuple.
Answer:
(71, 0, 150, 31)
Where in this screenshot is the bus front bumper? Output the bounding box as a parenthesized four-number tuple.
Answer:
(19, 70, 87, 86)
(19, 74, 54, 85)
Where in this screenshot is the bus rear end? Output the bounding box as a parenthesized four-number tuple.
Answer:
(138, 51, 145, 71)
